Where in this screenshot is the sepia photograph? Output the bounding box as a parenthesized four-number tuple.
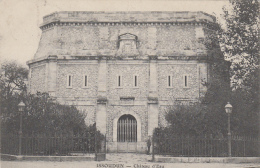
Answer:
(0, 0, 259, 168)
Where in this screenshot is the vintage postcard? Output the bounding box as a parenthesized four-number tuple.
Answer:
(0, 0, 259, 168)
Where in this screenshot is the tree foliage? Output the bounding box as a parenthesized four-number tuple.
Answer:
(1, 90, 104, 155)
(202, 23, 231, 105)
(221, 0, 259, 91)
(156, 23, 232, 138)
(0, 62, 28, 124)
(0, 62, 103, 138)
(0, 61, 28, 96)
(221, 0, 259, 136)
(155, 12, 259, 138)
(1, 92, 87, 135)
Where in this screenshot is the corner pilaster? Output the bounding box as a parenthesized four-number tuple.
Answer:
(148, 60, 159, 136)
(27, 66, 32, 93)
(148, 98, 159, 136)
(96, 59, 107, 134)
(148, 60, 158, 97)
(97, 59, 107, 97)
(47, 55, 58, 97)
(96, 98, 107, 135)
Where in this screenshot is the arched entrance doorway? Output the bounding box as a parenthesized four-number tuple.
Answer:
(117, 114, 137, 153)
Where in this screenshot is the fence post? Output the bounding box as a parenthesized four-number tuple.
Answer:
(95, 124, 97, 161)
(18, 111, 23, 156)
(105, 134, 107, 154)
(210, 134, 213, 157)
(243, 137, 246, 157)
(152, 135, 155, 162)
(188, 135, 190, 156)
(181, 136, 183, 156)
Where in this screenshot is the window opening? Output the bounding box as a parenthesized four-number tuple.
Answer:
(118, 76, 121, 87)
(67, 75, 72, 88)
(167, 75, 173, 87)
(134, 75, 138, 87)
(84, 75, 88, 87)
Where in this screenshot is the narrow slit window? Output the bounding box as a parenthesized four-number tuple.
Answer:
(67, 75, 72, 88)
(118, 75, 121, 87)
(167, 75, 172, 87)
(134, 75, 138, 87)
(184, 75, 189, 88)
(84, 75, 88, 87)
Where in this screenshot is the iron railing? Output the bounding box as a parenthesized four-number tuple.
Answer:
(1, 133, 106, 156)
(153, 135, 260, 157)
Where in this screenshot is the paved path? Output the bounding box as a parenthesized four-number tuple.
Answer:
(106, 153, 152, 163)
(1, 154, 260, 168)
(1, 161, 260, 168)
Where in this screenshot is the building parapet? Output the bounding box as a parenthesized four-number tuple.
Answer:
(40, 11, 217, 30)
(42, 11, 216, 24)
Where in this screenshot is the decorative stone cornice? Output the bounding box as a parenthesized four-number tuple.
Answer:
(40, 21, 217, 31)
(27, 54, 209, 65)
(43, 11, 216, 22)
(40, 11, 217, 30)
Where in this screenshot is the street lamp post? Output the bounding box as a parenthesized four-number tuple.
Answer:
(18, 101, 25, 156)
(225, 102, 233, 157)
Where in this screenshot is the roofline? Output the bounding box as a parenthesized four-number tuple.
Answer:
(43, 11, 216, 19)
(41, 11, 216, 28)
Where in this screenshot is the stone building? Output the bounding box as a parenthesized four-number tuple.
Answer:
(27, 11, 217, 153)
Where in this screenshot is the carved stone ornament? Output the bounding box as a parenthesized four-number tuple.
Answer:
(116, 33, 140, 58)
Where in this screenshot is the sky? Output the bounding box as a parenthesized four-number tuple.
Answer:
(0, 0, 229, 67)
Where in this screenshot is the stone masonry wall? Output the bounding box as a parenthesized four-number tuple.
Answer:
(36, 27, 58, 59)
(28, 59, 208, 130)
(56, 63, 98, 99)
(106, 105, 148, 142)
(107, 63, 149, 100)
(35, 24, 199, 58)
(156, 25, 196, 54)
(58, 26, 100, 51)
(158, 62, 200, 100)
(30, 64, 46, 93)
